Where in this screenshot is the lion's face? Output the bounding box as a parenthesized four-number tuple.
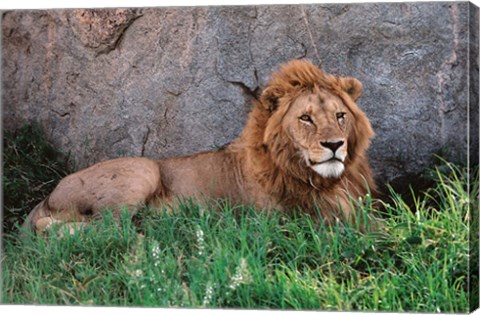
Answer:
(258, 60, 374, 184)
(282, 91, 348, 178)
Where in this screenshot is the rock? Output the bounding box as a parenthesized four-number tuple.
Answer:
(68, 9, 142, 55)
(2, 3, 478, 188)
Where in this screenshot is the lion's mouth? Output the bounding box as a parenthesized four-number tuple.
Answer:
(308, 157, 343, 166)
(306, 156, 345, 178)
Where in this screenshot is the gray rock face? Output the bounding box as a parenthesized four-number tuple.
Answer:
(2, 3, 478, 188)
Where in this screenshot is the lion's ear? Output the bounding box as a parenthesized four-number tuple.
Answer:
(339, 77, 363, 101)
(259, 86, 281, 112)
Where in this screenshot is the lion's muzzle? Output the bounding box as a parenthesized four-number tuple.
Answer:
(305, 139, 347, 178)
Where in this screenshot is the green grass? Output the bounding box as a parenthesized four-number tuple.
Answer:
(1, 124, 478, 312)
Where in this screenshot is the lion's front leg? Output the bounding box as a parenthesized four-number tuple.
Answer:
(22, 157, 164, 233)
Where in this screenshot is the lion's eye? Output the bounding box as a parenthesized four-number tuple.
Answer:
(299, 114, 313, 123)
(336, 112, 346, 124)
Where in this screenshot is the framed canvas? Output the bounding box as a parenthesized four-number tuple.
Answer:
(1, 0, 478, 313)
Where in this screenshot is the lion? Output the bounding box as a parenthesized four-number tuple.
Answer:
(23, 59, 376, 232)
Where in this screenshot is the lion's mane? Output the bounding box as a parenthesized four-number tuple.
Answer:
(233, 59, 376, 220)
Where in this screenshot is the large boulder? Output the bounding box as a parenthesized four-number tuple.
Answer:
(2, 3, 478, 189)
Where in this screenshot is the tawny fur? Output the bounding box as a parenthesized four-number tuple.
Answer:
(24, 59, 376, 231)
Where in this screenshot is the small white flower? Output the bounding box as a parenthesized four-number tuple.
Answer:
(196, 225, 206, 256)
(150, 240, 162, 267)
(134, 269, 143, 277)
(202, 283, 214, 306)
(151, 243, 161, 258)
(196, 227, 204, 239)
(228, 258, 251, 291)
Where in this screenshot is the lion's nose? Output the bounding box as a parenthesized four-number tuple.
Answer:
(320, 140, 344, 153)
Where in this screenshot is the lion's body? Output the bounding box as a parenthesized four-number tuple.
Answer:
(24, 59, 377, 231)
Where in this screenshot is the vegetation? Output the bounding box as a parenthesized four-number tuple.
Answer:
(1, 124, 478, 312)
(2, 123, 71, 234)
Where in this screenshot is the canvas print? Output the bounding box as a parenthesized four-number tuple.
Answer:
(1, 2, 479, 313)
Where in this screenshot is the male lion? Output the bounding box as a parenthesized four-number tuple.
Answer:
(23, 59, 376, 232)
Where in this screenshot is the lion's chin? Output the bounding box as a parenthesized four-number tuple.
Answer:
(311, 160, 345, 178)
